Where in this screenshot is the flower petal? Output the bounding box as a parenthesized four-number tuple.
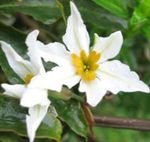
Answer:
(29, 72, 63, 92)
(38, 42, 70, 66)
(1, 83, 26, 98)
(98, 60, 150, 94)
(0, 41, 33, 79)
(93, 31, 123, 62)
(63, 1, 90, 55)
(28, 63, 79, 92)
(79, 79, 107, 107)
(51, 66, 81, 89)
(26, 102, 50, 142)
(21, 88, 49, 107)
(25, 30, 45, 74)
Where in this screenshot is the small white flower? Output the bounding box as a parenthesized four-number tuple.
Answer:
(0, 30, 61, 142)
(38, 1, 150, 107)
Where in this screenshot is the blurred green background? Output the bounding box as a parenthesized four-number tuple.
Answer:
(0, 0, 150, 142)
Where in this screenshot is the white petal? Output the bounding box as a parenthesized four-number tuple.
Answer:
(1, 83, 26, 98)
(79, 79, 107, 107)
(31, 65, 80, 89)
(25, 30, 45, 74)
(93, 31, 123, 62)
(29, 72, 63, 92)
(63, 74, 80, 89)
(98, 60, 150, 94)
(0, 41, 33, 79)
(38, 42, 70, 66)
(21, 88, 49, 107)
(28, 63, 79, 92)
(26, 102, 50, 142)
(51, 66, 80, 89)
(63, 1, 90, 55)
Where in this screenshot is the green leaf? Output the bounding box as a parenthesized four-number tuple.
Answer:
(91, 0, 129, 19)
(0, 132, 26, 142)
(51, 98, 89, 138)
(130, 0, 150, 26)
(0, 0, 61, 24)
(129, 0, 150, 37)
(0, 95, 62, 142)
(0, 23, 26, 84)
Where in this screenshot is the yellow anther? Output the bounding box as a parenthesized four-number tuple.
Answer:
(71, 54, 84, 74)
(82, 71, 96, 81)
(71, 50, 100, 82)
(90, 64, 99, 71)
(88, 51, 100, 65)
(24, 74, 33, 84)
(80, 50, 88, 63)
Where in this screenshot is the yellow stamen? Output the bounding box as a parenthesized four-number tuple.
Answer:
(24, 74, 33, 84)
(71, 54, 83, 74)
(82, 71, 96, 81)
(80, 50, 88, 63)
(71, 50, 100, 82)
(88, 51, 100, 65)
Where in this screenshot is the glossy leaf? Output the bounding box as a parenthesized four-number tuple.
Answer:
(51, 98, 89, 138)
(0, 0, 61, 24)
(0, 132, 26, 142)
(0, 95, 62, 142)
(91, 0, 129, 19)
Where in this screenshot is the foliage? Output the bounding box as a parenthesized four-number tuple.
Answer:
(0, 0, 150, 141)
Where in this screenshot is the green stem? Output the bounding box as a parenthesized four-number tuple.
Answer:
(56, 0, 67, 25)
(71, 93, 85, 103)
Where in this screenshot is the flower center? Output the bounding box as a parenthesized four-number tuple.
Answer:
(71, 50, 100, 81)
(24, 74, 33, 84)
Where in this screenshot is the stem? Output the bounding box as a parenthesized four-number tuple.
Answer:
(94, 116, 150, 131)
(56, 0, 67, 25)
(71, 93, 85, 103)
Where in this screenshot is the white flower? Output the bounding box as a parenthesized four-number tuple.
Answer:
(0, 30, 61, 142)
(37, 2, 150, 107)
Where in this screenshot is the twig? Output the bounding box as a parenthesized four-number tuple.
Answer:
(94, 116, 150, 131)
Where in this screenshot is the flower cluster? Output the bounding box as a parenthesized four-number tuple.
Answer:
(0, 1, 149, 142)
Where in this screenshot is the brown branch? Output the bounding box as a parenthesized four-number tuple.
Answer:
(94, 116, 150, 131)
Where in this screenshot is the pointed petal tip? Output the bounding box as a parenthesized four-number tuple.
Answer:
(70, 1, 80, 17)
(0, 40, 7, 46)
(87, 100, 98, 107)
(94, 33, 99, 38)
(1, 84, 7, 94)
(115, 30, 122, 34)
(30, 29, 39, 35)
(115, 31, 123, 45)
(1, 83, 9, 91)
(1, 83, 6, 88)
(26, 104, 50, 142)
(26, 115, 35, 142)
(70, 1, 76, 9)
(25, 29, 39, 45)
(135, 79, 150, 93)
(0, 41, 11, 50)
(86, 94, 104, 107)
(142, 85, 150, 93)
(112, 31, 123, 40)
